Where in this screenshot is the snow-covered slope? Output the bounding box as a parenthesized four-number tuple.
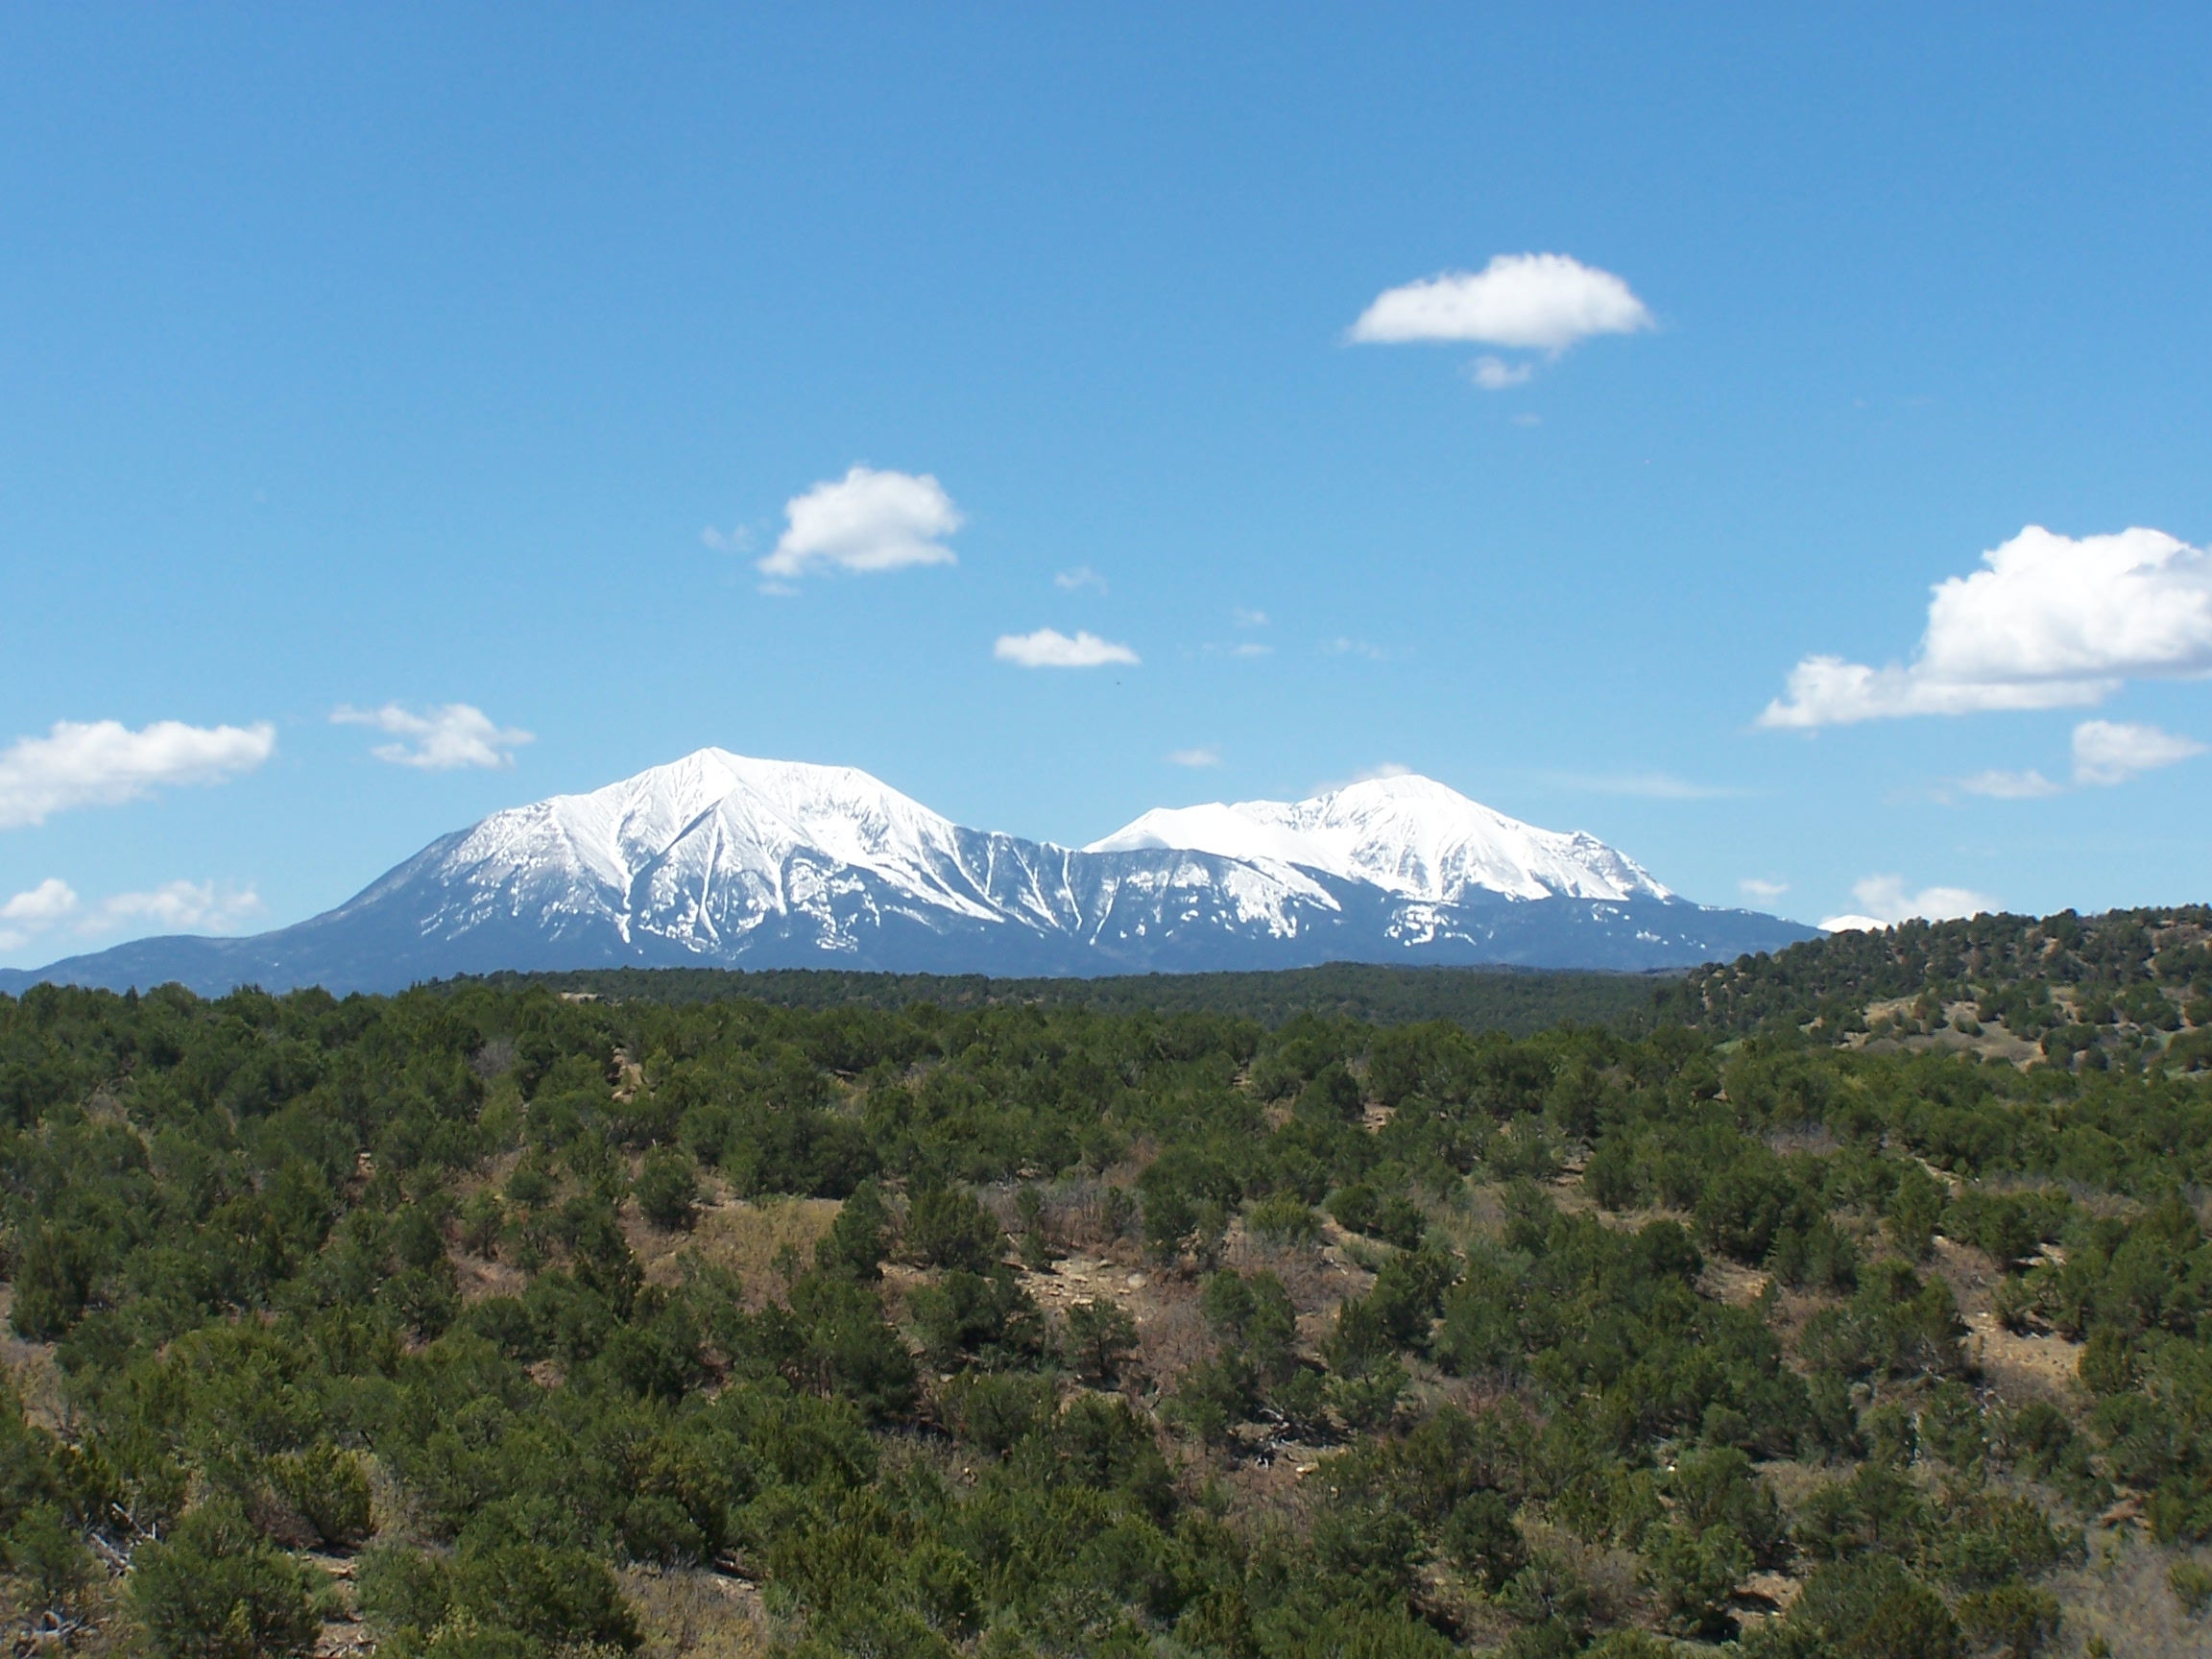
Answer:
(1087, 773, 1670, 902)
(0, 751, 1815, 996)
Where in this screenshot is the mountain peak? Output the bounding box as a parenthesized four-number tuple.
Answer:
(1089, 772, 1669, 903)
(2, 750, 1810, 997)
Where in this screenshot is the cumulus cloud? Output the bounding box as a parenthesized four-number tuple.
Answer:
(4, 878, 80, 926)
(1469, 355, 1534, 390)
(1055, 565, 1107, 593)
(333, 703, 534, 770)
(1350, 253, 1654, 351)
(0, 719, 276, 829)
(1761, 526, 2212, 728)
(1739, 878, 1790, 902)
(758, 466, 961, 580)
(993, 629, 1140, 669)
(1947, 719, 2201, 800)
(0, 878, 80, 950)
(1820, 875, 1995, 932)
(2072, 718, 2206, 786)
(1166, 747, 1222, 768)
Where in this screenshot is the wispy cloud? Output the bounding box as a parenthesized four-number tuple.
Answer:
(1761, 526, 2212, 727)
(757, 466, 962, 581)
(1468, 356, 1534, 390)
(1739, 878, 1790, 902)
(1055, 565, 1108, 594)
(1958, 768, 2063, 800)
(1544, 771, 1742, 801)
(1323, 637, 1399, 661)
(2072, 719, 2205, 786)
(0, 876, 261, 954)
(0, 718, 275, 830)
(1232, 608, 1269, 629)
(86, 880, 262, 936)
(333, 703, 534, 770)
(700, 524, 750, 554)
(993, 629, 1140, 669)
(1166, 747, 1222, 768)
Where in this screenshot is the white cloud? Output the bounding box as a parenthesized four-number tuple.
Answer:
(1166, 747, 1222, 768)
(84, 880, 262, 936)
(3, 878, 80, 926)
(1055, 565, 1107, 593)
(758, 466, 961, 580)
(1350, 253, 1654, 350)
(0, 876, 261, 955)
(1959, 768, 2063, 799)
(333, 703, 534, 770)
(1819, 875, 1995, 931)
(2072, 718, 2206, 786)
(0, 719, 276, 829)
(1468, 355, 1534, 390)
(993, 629, 1140, 669)
(1739, 878, 1790, 902)
(1232, 608, 1269, 628)
(1311, 761, 1413, 794)
(700, 524, 750, 554)
(1761, 526, 2212, 727)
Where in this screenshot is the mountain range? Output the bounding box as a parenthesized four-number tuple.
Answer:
(0, 750, 1817, 996)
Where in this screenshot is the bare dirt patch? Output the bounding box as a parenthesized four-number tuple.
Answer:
(1930, 1237, 2084, 1405)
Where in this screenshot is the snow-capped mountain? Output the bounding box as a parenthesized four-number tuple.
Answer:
(1087, 772, 1670, 903)
(0, 750, 1815, 996)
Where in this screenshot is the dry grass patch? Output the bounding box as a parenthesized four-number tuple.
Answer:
(621, 1566, 772, 1659)
(641, 1196, 842, 1306)
(2047, 1532, 2212, 1657)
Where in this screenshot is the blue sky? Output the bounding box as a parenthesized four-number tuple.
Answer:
(6, 4, 2212, 962)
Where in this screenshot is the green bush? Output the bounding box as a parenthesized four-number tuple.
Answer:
(266, 1442, 373, 1548)
(129, 1498, 323, 1659)
(1247, 1191, 1321, 1248)
(634, 1146, 700, 1230)
(1063, 1295, 1140, 1386)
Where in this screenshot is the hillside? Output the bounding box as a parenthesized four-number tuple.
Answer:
(1662, 906, 2212, 1072)
(7, 974, 2212, 1654)
(459, 961, 1673, 1036)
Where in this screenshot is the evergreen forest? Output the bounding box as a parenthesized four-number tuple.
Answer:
(9, 909, 2212, 1656)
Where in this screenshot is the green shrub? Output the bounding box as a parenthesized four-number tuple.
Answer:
(902, 1186, 1004, 1273)
(1247, 1191, 1321, 1248)
(129, 1498, 323, 1659)
(266, 1443, 373, 1548)
(634, 1147, 700, 1230)
(2173, 1558, 2212, 1617)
